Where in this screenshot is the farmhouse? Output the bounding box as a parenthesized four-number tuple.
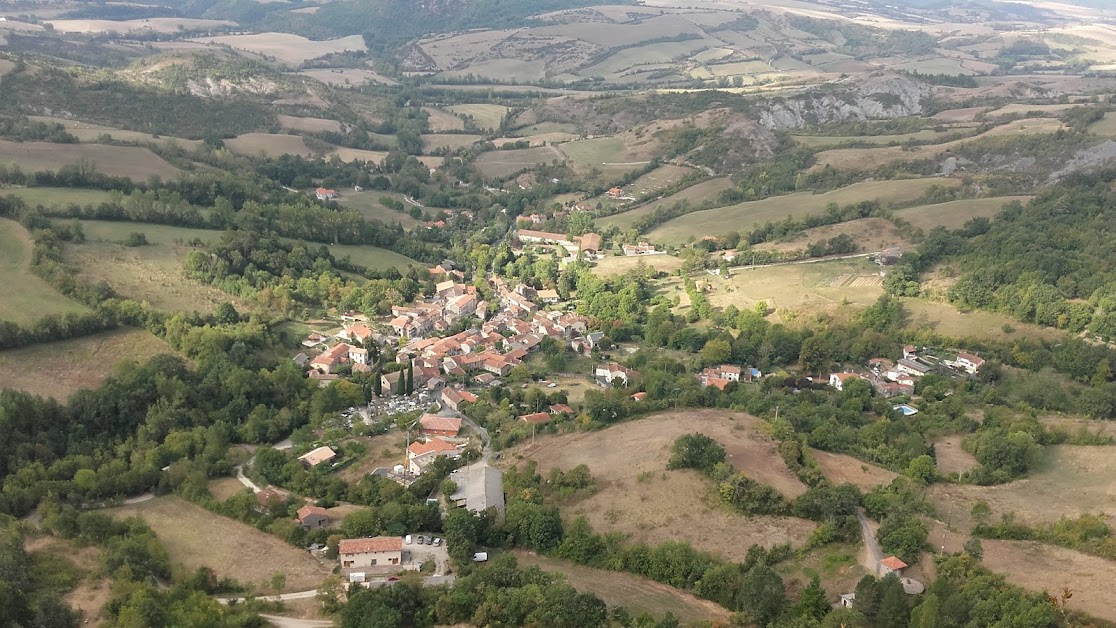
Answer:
(338, 536, 403, 571)
(622, 242, 658, 256)
(407, 437, 461, 475)
(828, 372, 861, 391)
(607, 187, 624, 199)
(441, 387, 478, 411)
(449, 463, 505, 518)
(954, 351, 985, 374)
(295, 505, 330, 529)
(419, 414, 462, 437)
(310, 343, 354, 374)
(578, 232, 602, 255)
(518, 411, 551, 424)
(549, 403, 574, 415)
(315, 187, 337, 201)
(595, 362, 636, 386)
(298, 446, 337, 469)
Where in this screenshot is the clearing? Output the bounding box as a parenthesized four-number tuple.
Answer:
(591, 254, 684, 277)
(110, 496, 331, 592)
(0, 59, 14, 78)
(0, 187, 114, 207)
(928, 445, 1116, 530)
(981, 540, 1116, 623)
(191, 33, 367, 65)
(708, 258, 885, 316)
(0, 329, 174, 400)
(208, 477, 250, 502)
(903, 299, 1066, 343)
(810, 449, 898, 491)
(445, 104, 509, 131)
(277, 115, 342, 134)
(515, 551, 732, 624)
(338, 432, 408, 482)
(894, 196, 1032, 231)
(68, 240, 244, 314)
(0, 140, 181, 181)
(225, 133, 314, 158)
(0, 217, 88, 325)
(932, 436, 979, 477)
(647, 179, 957, 245)
(501, 410, 816, 562)
(1039, 415, 1116, 440)
(753, 217, 908, 254)
(475, 146, 564, 178)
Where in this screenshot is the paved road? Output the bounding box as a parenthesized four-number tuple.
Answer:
(235, 461, 261, 493)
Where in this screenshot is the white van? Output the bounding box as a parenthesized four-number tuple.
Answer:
(472, 552, 488, 562)
(405, 534, 413, 545)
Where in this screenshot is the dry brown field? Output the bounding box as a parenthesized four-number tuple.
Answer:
(277, 115, 342, 133)
(753, 217, 908, 254)
(0, 140, 182, 180)
(192, 33, 367, 65)
(932, 436, 979, 476)
(225, 133, 314, 158)
(591, 254, 684, 277)
(810, 449, 898, 491)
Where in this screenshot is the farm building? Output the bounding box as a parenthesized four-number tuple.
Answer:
(338, 536, 403, 571)
(595, 362, 636, 386)
(828, 372, 861, 391)
(449, 463, 505, 518)
(419, 414, 462, 437)
(315, 187, 337, 200)
(295, 505, 330, 529)
(518, 411, 551, 424)
(878, 556, 907, 577)
(441, 387, 478, 411)
(954, 351, 985, 374)
(298, 446, 337, 468)
(578, 232, 602, 255)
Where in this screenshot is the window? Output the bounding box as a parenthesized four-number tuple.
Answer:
(343, 561, 353, 568)
(371, 559, 378, 566)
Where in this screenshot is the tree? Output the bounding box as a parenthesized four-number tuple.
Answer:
(797, 575, 830, 620)
(700, 338, 731, 366)
(739, 564, 786, 626)
(215, 302, 240, 325)
(406, 360, 414, 395)
(970, 501, 992, 529)
(905, 455, 937, 484)
(667, 434, 726, 472)
(853, 575, 881, 624)
(877, 573, 911, 627)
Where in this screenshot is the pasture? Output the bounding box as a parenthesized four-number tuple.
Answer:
(329, 147, 388, 164)
(298, 68, 398, 86)
(0, 140, 181, 181)
(337, 191, 421, 227)
(68, 240, 243, 314)
(591, 254, 684, 277)
(980, 540, 1116, 623)
(577, 38, 718, 78)
(0, 218, 88, 325)
(422, 107, 466, 132)
(501, 409, 816, 562)
(647, 179, 955, 245)
(191, 33, 367, 65)
(752, 217, 908, 254)
(558, 137, 630, 168)
(810, 449, 897, 491)
(224, 133, 314, 158)
(599, 177, 735, 231)
(277, 115, 342, 133)
(421, 134, 483, 152)
(438, 59, 546, 83)
(30, 116, 203, 149)
(902, 299, 1066, 343)
(475, 146, 564, 178)
(328, 243, 419, 272)
(932, 436, 979, 476)
(515, 551, 733, 624)
(894, 196, 1032, 231)
(445, 104, 509, 131)
(76, 220, 222, 245)
(0, 187, 114, 207)
(0, 329, 174, 400)
(47, 17, 234, 33)
(707, 258, 886, 316)
(110, 496, 332, 592)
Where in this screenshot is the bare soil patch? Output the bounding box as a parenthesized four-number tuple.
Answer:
(932, 436, 978, 476)
(810, 449, 898, 491)
(502, 410, 816, 561)
(515, 550, 733, 624)
(110, 496, 331, 592)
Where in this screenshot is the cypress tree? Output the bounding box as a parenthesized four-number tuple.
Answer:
(406, 360, 414, 394)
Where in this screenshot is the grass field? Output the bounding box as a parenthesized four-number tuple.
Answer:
(753, 217, 908, 254)
(501, 410, 816, 561)
(599, 177, 735, 231)
(329, 147, 389, 164)
(423, 107, 466, 132)
(894, 196, 1032, 231)
(110, 496, 332, 592)
(328, 244, 419, 271)
(707, 258, 886, 317)
(28, 116, 203, 150)
(985, 103, 1077, 117)
(76, 220, 223, 245)
(420, 134, 484, 152)
(810, 449, 898, 491)
(277, 115, 342, 133)
(0, 329, 174, 400)
(0, 187, 114, 207)
(578, 39, 717, 78)
(475, 146, 564, 178)
(1089, 111, 1116, 137)
(337, 191, 420, 228)
(208, 477, 250, 502)
(445, 104, 509, 131)
(192, 33, 367, 65)
(0, 140, 181, 181)
(591, 254, 684, 276)
(338, 432, 408, 482)
(0, 218, 88, 325)
(647, 179, 956, 245)
(902, 299, 1066, 343)
(439, 59, 545, 83)
(68, 240, 243, 314)
(225, 133, 314, 158)
(557, 137, 629, 167)
(515, 551, 733, 623)
(932, 436, 979, 476)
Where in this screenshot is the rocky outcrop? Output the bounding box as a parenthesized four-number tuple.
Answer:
(756, 75, 929, 130)
(184, 76, 280, 97)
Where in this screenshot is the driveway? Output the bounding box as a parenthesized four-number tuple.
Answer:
(857, 508, 884, 574)
(406, 537, 450, 576)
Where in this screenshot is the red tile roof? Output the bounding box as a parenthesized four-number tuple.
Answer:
(408, 437, 460, 457)
(419, 414, 462, 434)
(880, 556, 908, 570)
(339, 536, 403, 554)
(296, 505, 330, 521)
(518, 412, 551, 424)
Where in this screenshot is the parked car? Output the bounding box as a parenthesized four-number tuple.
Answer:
(405, 535, 412, 545)
(432, 537, 441, 546)
(417, 536, 425, 545)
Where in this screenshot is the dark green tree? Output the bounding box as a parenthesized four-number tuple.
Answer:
(406, 359, 414, 394)
(739, 564, 786, 626)
(797, 575, 830, 620)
